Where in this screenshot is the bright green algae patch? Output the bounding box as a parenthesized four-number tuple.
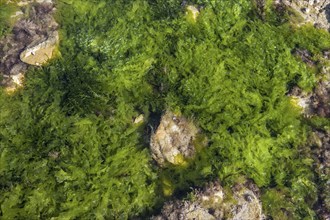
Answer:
(0, 0, 329, 219)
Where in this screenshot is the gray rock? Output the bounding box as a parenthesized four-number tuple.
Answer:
(9, 63, 27, 75)
(152, 180, 263, 220)
(278, 0, 330, 31)
(150, 111, 198, 166)
(152, 201, 215, 220)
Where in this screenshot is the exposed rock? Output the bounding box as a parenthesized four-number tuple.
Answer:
(230, 186, 262, 220)
(0, 0, 58, 90)
(152, 180, 263, 220)
(277, 0, 330, 31)
(289, 82, 330, 118)
(4, 72, 25, 93)
(48, 151, 60, 160)
(133, 114, 144, 124)
(289, 86, 314, 116)
(20, 31, 59, 66)
(150, 111, 198, 167)
(152, 200, 215, 220)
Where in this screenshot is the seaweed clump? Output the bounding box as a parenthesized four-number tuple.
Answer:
(0, 0, 329, 219)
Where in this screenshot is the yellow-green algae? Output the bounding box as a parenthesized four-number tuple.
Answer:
(0, 0, 329, 219)
(0, 0, 17, 38)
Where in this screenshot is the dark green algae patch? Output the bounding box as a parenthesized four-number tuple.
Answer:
(0, 0, 329, 219)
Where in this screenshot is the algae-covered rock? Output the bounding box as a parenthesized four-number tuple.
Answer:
(288, 47, 330, 117)
(288, 58, 330, 117)
(152, 200, 215, 220)
(150, 111, 198, 167)
(153, 180, 263, 220)
(186, 5, 200, 22)
(309, 130, 330, 219)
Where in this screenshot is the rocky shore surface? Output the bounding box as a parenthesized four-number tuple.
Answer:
(152, 180, 263, 220)
(0, 0, 58, 92)
(278, 0, 330, 30)
(0, 0, 329, 219)
(282, 2, 329, 219)
(151, 1, 330, 219)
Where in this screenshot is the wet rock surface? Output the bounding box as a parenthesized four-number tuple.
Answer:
(152, 180, 263, 220)
(150, 111, 198, 167)
(0, 0, 58, 90)
(277, 0, 330, 31)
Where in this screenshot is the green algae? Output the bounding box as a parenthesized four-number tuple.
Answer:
(0, 0, 329, 219)
(0, 1, 17, 38)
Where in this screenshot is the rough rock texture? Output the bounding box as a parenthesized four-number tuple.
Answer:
(277, 0, 330, 31)
(0, 0, 58, 91)
(152, 201, 215, 220)
(20, 30, 59, 66)
(152, 180, 263, 220)
(150, 111, 198, 166)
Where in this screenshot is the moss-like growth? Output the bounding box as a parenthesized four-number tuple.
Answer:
(0, 1, 17, 38)
(0, 0, 329, 219)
